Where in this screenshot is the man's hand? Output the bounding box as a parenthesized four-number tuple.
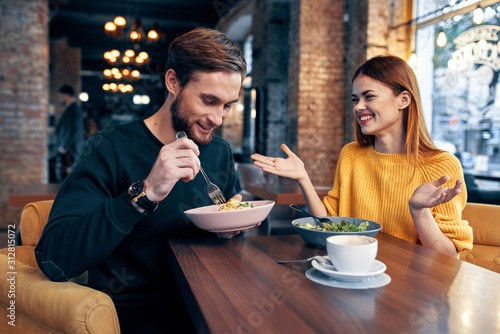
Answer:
(215, 194, 262, 239)
(144, 137, 201, 202)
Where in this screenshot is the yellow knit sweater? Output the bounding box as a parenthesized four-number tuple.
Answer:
(323, 142, 473, 252)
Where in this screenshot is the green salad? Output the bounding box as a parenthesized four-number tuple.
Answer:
(296, 220, 369, 232)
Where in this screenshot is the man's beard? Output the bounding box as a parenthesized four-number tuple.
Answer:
(170, 91, 217, 146)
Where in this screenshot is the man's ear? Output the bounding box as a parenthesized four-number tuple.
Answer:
(165, 69, 179, 96)
(398, 91, 411, 110)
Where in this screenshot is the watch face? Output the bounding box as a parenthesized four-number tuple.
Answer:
(128, 181, 144, 198)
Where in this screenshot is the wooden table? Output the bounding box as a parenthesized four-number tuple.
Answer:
(245, 182, 331, 205)
(9, 183, 60, 207)
(169, 233, 500, 334)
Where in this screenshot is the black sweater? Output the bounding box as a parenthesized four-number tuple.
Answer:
(35, 119, 237, 307)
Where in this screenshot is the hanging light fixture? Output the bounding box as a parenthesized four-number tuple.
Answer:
(147, 23, 164, 43)
(135, 56, 144, 65)
(102, 82, 133, 94)
(114, 16, 126, 29)
(129, 18, 144, 43)
(103, 49, 149, 66)
(436, 29, 447, 47)
(148, 28, 159, 42)
(103, 51, 113, 61)
(102, 16, 160, 93)
(104, 16, 165, 44)
(124, 49, 135, 58)
(103, 67, 141, 81)
(104, 21, 117, 34)
(409, 52, 418, 69)
(103, 69, 112, 79)
(473, 7, 484, 24)
(131, 70, 141, 79)
(137, 51, 150, 64)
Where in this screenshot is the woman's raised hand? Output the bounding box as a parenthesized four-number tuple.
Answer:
(409, 175, 463, 210)
(250, 144, 309, 182)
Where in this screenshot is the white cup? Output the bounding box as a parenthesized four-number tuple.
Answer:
(326, 235, 378, 273)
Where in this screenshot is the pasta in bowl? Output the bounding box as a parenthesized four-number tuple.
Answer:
(184, 200, 275, 233)
(218, 198, 255, 211)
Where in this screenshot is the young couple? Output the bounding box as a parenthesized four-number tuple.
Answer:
(36, 27, 472, 333)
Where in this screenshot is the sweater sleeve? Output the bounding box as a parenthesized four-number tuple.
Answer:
(425, 153, 473, 252)
(323, 143, 357, 216)
(323, 163, 341, 216)
(35, 134, 145, 282)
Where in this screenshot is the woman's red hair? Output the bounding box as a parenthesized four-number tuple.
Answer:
(352, 55, 440, 166)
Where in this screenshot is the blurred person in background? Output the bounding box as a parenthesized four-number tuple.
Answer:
(49, 84, 84, 182)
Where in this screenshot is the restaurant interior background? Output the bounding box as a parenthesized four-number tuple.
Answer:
(1, 0, 499, 242)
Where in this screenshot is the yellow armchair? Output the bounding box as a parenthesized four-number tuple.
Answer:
(460, 202, 500, 273)
(0, 200, 120, 333)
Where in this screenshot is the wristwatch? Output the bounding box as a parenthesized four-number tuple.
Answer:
(127, 180, 159, 212)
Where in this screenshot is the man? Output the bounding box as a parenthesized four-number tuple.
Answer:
(35, 28, 247, 333)
(50, 85, 84, 182)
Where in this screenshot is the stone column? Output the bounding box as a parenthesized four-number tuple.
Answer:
(251, 0, 290, 158)
(0, 0, 49, 228)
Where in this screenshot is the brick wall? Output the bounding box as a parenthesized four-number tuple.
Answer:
(219, 0, 412, 187)
(289, 0, 346, 186)
(0, 0, 49, 228)
(288, 0, 411, 187)
(287, 0, 300, 154)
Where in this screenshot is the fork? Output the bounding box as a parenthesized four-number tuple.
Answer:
(289, 204, 331, 226)
(176, 131, 226, 205)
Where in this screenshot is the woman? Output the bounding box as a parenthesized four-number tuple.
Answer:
(251, 55, 472, 257)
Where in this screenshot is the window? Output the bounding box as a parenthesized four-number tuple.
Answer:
(415, 0, 500, 173)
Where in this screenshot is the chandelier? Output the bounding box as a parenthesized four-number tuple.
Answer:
(102, 83, 134, 93)
(103, 67, 141, 81)
(102, 16, 163, 93)
(104, 16, 165, 44)
(103, 49, 150, 66)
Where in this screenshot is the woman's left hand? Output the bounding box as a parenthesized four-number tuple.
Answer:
(409, 175, 463, 210)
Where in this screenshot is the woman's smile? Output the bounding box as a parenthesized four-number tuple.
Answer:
(358, 113, 374, 124)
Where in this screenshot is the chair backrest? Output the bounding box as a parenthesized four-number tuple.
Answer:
(236, 163, 267, 186)
(236, 162, 279, 187)
(20, 200, 53, 247)
(462, 202, 500, 247)
(460, 202, 500, 273)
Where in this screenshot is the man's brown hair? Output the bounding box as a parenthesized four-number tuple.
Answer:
(166, 27, 247, 87)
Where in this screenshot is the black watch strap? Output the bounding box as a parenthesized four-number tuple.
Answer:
(135, 195, 158, 212)
(128, 180, 159, 212)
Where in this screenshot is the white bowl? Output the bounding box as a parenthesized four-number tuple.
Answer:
(184, 200, 275, 233)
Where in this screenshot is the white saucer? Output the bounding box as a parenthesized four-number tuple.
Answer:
(311, 257, 386, 282)
(306, 268, 391, 289)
